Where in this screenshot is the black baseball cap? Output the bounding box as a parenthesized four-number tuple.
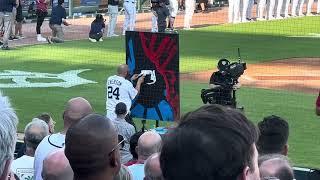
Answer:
(115, 102, 127, 115)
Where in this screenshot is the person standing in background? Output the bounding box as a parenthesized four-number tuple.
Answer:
(155, 0, 170, 32)
(168, 0, 178, 30)
(151, 1, 158, 32)
(306, 0, 315, 15)
(256, 0, 267, 20)
(122, 0, 136, 35)
(291, 0, 304, 16)
(107, 0, 119, 37)
(275, 0, 284, 19)
(240, 0, 250, 22)
(36, 0, 49, 41)
(183, 0, 195, 29)
(281, 0, 290, 18)
(8, 0, 18, 41)
(228, 0, 241, 23)
(14, 0, 24, 39)
(297, 0, 305, 16)
(266, 0, 276, 20)
(246, 0, 254, 20)
(0, 0, 16, 49)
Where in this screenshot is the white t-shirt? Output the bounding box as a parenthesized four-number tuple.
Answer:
(34, 133, 65, 180)
(128, 163, 145, 180)
(11, 155, 35, 180)
(106, 75, 138, 120)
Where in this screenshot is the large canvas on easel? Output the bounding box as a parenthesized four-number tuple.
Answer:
(126, 31, 179, 121)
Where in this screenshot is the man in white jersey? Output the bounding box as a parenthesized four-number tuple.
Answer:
(228, 0, 241, 23)
(246, 0, 254, 20)
(168, 0, 178, 30)
(291, 0, 304, 16)
(266, 0, 276, 20)
(184, 0, 195, 29)
(106, 64, 145, 121)
(122, 0, 136, 35)
(281, 0, 290, 18)
(275, 0, 284, 19)
(257, 0, 267, 20)
(240, 0, 250, 22)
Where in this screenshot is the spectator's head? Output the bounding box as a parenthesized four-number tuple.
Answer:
(144, 153, 163, 180)
(130, 131, 144, 160)
(115, 102, 127, 118)
(63, 97, 92, 133)
(137, 131, 162, 162)
(42, 149, 73, 180)
(24, 119, 50, 156)
(0, 92, 18, 180)
(257, 115, 289, 156)
(95, 14, 104, 23)
(117, 64, 129, 78)
(65, 114, 121, 180)
(258, 154, 294, 180)
(58, 0, 64, 5)
(160, 104, 259, 180)
(36, 112, 55, 134)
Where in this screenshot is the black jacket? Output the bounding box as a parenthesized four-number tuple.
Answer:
(0, 0, 15, 12)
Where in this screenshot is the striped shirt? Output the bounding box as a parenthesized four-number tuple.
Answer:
(112, 118, 136, 163)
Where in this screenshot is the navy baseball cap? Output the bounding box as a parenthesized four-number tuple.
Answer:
(115, 102, 127, 115)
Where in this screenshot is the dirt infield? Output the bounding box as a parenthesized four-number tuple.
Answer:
(182, 58, 320, 94)
(10, 6, 228, 47)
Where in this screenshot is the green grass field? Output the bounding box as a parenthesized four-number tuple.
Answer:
(1, 16, 320, 167)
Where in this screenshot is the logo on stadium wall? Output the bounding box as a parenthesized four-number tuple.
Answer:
(0, 69, 96, 88)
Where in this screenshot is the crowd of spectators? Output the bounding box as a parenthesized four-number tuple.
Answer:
(1, 89, 320, 180)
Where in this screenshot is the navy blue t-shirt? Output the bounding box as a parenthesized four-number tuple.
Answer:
(89, 21, 105, 35)
(49, 5, 66, 25)
(0, 0, 15, 12)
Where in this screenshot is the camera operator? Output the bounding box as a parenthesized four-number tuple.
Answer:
(209, 71, 241, 89)
(151, 0, 170, 32)
(208, 69, 234, 106)
(210, 59, 244, 89)
(202, 58, 245, 107)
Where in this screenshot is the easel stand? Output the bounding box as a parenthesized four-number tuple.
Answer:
(141, 119, 146, 132)
(141, 119, 160, 132)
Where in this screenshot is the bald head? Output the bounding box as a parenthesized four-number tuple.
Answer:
(137, 131, 162, 161)
(25, 119, 49, 151)
(259, 154, 294, 180)
(144, 153, 163, 180)
(63, 97, 92, 129)
(65, 114, 120, 179)
(42, 150, 73, 180)
(117, 64, 129, 77)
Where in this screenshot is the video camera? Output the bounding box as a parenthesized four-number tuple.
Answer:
(216, 58, 246, 87)
(200, 49, 246, 108)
